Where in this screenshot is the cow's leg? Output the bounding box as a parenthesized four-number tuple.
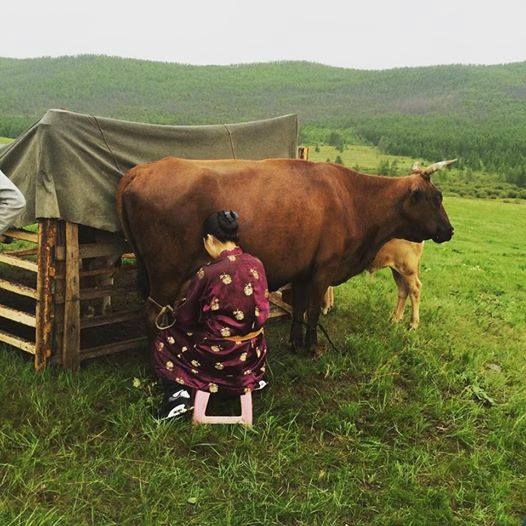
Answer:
(289, 279, 310, 351)
(406, 273, 422, 330)
(390, 268, 409, 324)
(305, 280, 329, 358)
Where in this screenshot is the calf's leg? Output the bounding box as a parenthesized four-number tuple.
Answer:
(390, 268, 409, 324)
(321, 286, 334, 315)
(405, 273, 422, 329)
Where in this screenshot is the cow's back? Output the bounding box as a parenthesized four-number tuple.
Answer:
(117, 157, 350, 298)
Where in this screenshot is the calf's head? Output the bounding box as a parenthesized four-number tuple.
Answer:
(400, 160, 455, 243)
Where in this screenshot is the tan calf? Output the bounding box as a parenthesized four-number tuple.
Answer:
(322, 239, 424, 329)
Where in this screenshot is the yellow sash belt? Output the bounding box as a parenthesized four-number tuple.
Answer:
(224, 327, 264, 344)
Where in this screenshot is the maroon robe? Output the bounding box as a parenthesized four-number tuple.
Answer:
(153, 247, 270, 395)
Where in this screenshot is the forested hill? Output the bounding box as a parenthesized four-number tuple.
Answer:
(1, 55, 525, 183)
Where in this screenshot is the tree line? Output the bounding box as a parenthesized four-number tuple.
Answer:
(1, 55, 525, 186)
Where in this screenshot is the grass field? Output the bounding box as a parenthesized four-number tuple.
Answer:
(1, 197, 525, 525)
(309, 144, 416, 174)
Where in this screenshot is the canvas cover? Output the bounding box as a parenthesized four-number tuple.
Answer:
(0, 109, 298, 232)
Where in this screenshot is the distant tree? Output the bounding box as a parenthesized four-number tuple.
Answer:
(389, 159, 399, 176)
(377, 136, 389, 153)
(326, 131, 345, 152)
(314, 143, 320, 153)
(335, 155, 344, 165)
(377, 159, 390, 175)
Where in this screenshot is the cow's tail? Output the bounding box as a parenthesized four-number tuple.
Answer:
(117, 185, 150, 301)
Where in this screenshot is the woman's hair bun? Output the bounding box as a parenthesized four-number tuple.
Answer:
(202, 210, 240, 242)
(220, 210, 239, 232)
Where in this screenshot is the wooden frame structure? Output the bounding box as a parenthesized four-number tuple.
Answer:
(0, 220, 147, 370)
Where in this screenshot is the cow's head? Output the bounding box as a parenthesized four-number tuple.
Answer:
(400, 160, 455, 243)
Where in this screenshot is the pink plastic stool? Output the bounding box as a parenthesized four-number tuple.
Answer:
(192, 390, 253, 426)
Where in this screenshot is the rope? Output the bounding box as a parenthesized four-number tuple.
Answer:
(315, 321, 342, 354)
(147, 296, 176, 330)
(91, 115, 123, 174)
(223, 124, 237, 159)
(292, 318, 343, 354)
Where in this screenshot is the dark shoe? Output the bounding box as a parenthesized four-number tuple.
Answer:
(156, 388, 194, 421)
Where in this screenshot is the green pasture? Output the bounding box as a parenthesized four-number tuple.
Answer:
(1, 197, 525, 525)
(309, 143, 416, 174)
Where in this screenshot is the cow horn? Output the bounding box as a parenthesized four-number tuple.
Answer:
(422, 159, 457, 175)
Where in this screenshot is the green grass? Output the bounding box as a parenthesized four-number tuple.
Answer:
(1, 199, 525, 525)
(0, 136, 13, 144)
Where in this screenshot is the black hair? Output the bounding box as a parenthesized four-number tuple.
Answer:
(202, 210, 240, 243)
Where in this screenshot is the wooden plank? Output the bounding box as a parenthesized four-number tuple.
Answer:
(80, 286, 135, 301)
(53, 263, 136, 281)
(0, 253, 38, 272)
(0, 329, 35, 354)
(81, 336, 147, 360)
(62, 222, 81, 371)
(79, 243, 123, 259)
(0, 278, 38, 299)
(0, 303, 37, 327)
(35, 219, 57, 369)
(3, 228, 39, 243)
(80, 309, 143, 329)
(8, 248, 38, 257)
(269, 292, 293, 315)
(79, 264, 137, 278)
(55, 284, 137, 303)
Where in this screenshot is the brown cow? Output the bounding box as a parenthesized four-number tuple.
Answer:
(117, 157, 454, 355)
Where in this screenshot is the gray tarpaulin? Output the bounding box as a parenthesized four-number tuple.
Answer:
(0, 109, 298, 232)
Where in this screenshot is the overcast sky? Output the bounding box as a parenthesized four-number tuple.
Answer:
(2, 0, 525, 69)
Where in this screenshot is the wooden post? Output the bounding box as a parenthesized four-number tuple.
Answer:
(52, 221, 66, 366)
(35, 219, 57, 370)
(62, 222, 80, 371)
(298, 146, 310, 160)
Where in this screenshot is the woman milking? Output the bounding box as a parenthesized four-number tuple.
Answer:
(153, 210, 270, 420)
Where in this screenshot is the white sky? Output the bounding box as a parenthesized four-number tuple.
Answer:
(1, 0, 525, 69)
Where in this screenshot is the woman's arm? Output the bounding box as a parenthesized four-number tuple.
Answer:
(174, 267, 209, 328)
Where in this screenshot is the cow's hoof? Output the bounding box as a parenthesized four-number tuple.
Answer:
(289, 334, 305, 352)
(408, 323, 419, 331)
(310, 344, 326, 359)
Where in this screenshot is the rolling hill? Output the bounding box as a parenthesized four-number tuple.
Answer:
(0, 55, 525, 184)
